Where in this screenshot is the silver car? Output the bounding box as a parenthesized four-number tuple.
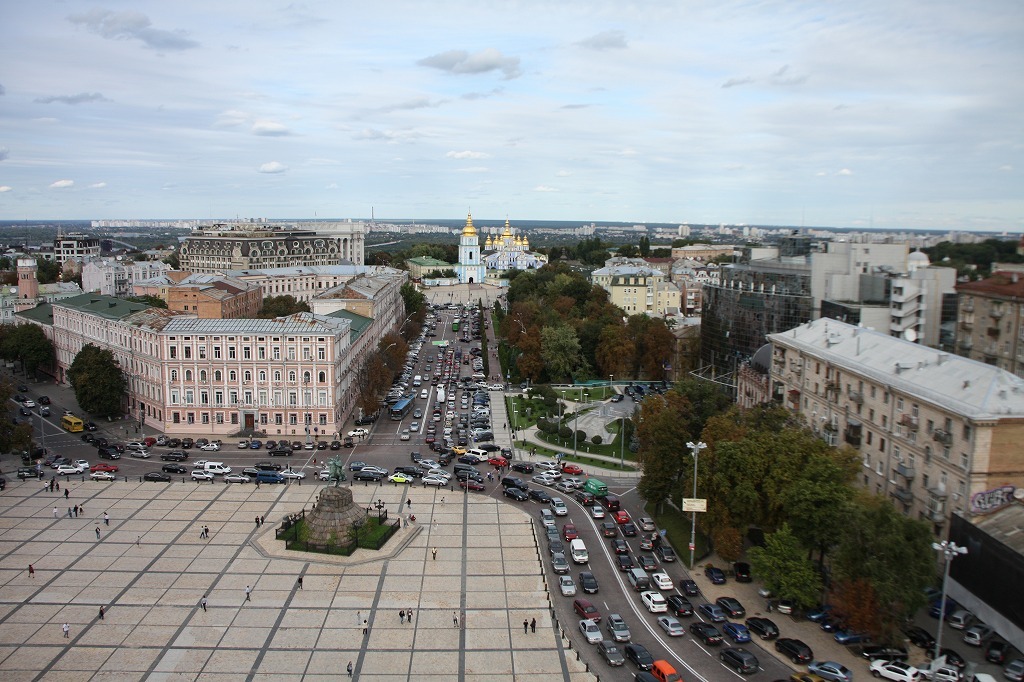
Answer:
(558, 576, 576, 596)
(579, 619, 602, 645)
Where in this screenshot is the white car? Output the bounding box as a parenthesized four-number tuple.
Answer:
(869, 660, 922, 682)
(191, 470, 214, 482)
(591, 506, 606, 519)
(424, 468, 449, 480)
(490, 383, 504, 391)
(90, 471, 116, 481)
(57, 464, 85, 475)
(559, 575, 577, 596)
(579, 619, 603, 644)
(347, 428, 369, 438)
(418, 459, 440, 470)
(651, 572, 674, 591)
(399, 431, 411, 441)
(281, 470, 306, 480)
(318, 469, 332, 481)
(72, 459, 90, 470)
(641, 591, 668, 613)
(23, 399, 37, 408)
(422, 474, 449, 486)
(200, 442, 221, 451)
(130, 450, 151, 459)
(535, 460, 559, 471)
(532, 474, 557, 487)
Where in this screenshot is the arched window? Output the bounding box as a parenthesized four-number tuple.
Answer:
(288, 371, 297, 382)
(274, 370, 282, 382)
(318, 371, 326, 383)
(199, 370, 207, 382)
(170, 369, 178, 382)
(244, 370, 252, 382)
(214, 370, 222, 381)
(184, 370, 193, 381)
(259, 370, 267, 382)
(303, 371, 311, 383)
(229, 370, 237, 382)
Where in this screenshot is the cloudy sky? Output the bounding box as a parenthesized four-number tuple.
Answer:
(1, 1, 1021, 230)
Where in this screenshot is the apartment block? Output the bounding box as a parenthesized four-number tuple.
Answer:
(955, 271, 1024, 377)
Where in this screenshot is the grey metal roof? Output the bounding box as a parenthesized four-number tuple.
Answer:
(160, 312, 351, 336)
(769, 318, 1024, 420)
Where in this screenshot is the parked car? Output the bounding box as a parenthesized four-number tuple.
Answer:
(745, 616, 779, 640)
(858, 645, 908, 662)
(717, 596, 746, 618)
(698, 603, 727, 622)
(776, 638, 814, 664)
(705, 566, 727, 584)
(143, 472, 172, 482)
(869, 660, 923, 682)
(162, 463, 187, 474)
(807, 661, 853, 682)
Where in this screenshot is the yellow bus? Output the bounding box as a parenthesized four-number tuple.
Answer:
(61, 415, 84, 433)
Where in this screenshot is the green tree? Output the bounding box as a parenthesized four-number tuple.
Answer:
(126, 295, 168, 309)
(639, 236, 651, 257)
(0, 378, 18, 453)
(67, 344, 127, 417)
(783, 454, 857, 567)
(595, 325, 636, 378)
(163, 251, 180, 269)
(636, 391, 692, 511)
(747, 524, 822, 609)
(540, 325, 586, 382)
(400, 282, 426, 317)
(257, 295, 310, 318)
(0, 323, 55, 377)
(35, 258, 60, 284)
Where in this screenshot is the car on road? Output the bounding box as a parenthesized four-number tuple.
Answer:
(90, 471, 116, 481)
(600, 521, 618, 537)
(459, 479, 486, 491)
(191, 470, 214, 482)
(657, 616, 685, 637)
(717, 596, 746, 618)
(90, 463, 119, 473)
(511, 462, 534, 474)
(597, 640, 625, 666)
(745, 616, 779, 640)
(616, 554, 635, 571)
(579, 572, 599, 594)
(611, 539, 629, 555)
(162, 463, 187, 474)
(641, 591, 667, 613)
(606, 614, 631, 643)
(624, 643, 655, 671)
(504, 487, 529, 501)
(562, 524, 578, 541)
(690, 622, 724, 645)
(868, 660, 922, 682)
(807, 661, 853, 682)
(387, 473, 413, 484)
(637, 555, 658, 571)
(353, 470, 383, 482)
(579, 619, 602, 645)
(776, 638, 814, 664)
(347, 428, 369, 438)
(638, 517, 656, 531)
(281, 470, 306, 480)
(656, 545, 677, 562)
(224, 474, 251, 483)
(422, 474, 449, 486)
(698, 603, 727, 622)
(680, 579, 699, 596)
(558, 576, 576, 597)
(551, 553, 570, 574)
(130, 450, 151, 459)
(160, 451, 188, 461)
(723, 622, 752, 643)
(720, 648, 759, 675)
(650, 572, 673, 590)
(573, 599, 600, 623)
(986, 641, 1011, 664)
(144, 472, 172, 482)
(57, 464, 85, 475)
(591, 506, 605, 519)
(705, 566, 727, 584)
(666, 595, 693, 617)
(199, 442, 221, 451)
(613, 510, 630, 524)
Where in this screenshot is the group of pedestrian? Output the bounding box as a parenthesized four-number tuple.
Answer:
(398, 608, 414, 624)
(199, 525, 211, 539)
(66, 504, 84, 518)
(522, 617, 537, 634)
(254, 516, 266, 528)
(48, 478, 60, 493)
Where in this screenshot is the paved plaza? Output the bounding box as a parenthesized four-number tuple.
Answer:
(0, 478, 594, 681)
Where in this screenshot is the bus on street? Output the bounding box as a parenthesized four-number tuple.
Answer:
(61, 415, 84, 433)
(390, 397, 414, 421)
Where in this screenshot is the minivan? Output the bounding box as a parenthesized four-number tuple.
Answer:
(602, 494, 621, 512)
(949, 609, 974, 630)
(550, 497, 568, 516)
(256, 471, 285, 484)
(570, 539, 589, 564)
(453, 463, 479, 476)
(467, 448, 488, 460)
(628, 568, 651, 591)
(651, 660, 683, 682)
(539, 509, 556, 528)
(202, 462, 231, 475)
(720, 648, 759, 675)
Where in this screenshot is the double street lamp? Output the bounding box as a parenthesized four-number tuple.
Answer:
(685, 440, 707, 570)
(932, 540, 968, 661)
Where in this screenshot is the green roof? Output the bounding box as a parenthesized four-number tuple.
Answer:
(15, 303, 54, 327)
(406, 256, 451, 267)
(326, 308, 373, 342)
(46, 293, 152, 320)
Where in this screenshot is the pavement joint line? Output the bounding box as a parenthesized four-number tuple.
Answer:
(458, 484, 468, 679)
(353, 558, 390, 677)
(245, 560, 309, 682)
(28, 481, 244, 682)
(540, 519, 574, 681)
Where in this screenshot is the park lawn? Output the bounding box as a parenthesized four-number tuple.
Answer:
(514, 440, 635, 472)
(645, 501, 711, 569)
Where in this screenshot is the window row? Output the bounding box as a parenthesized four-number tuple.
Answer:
(169, 369, 330, 383)
(169, 389, 330, 407)
(168, 345, 328, 361)
(170, 412, 330, 426)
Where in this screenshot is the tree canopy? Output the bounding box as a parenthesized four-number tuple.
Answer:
(257, 295, 310, 318)
(68, 344, 127, 417)
(0, 323, 55, 377)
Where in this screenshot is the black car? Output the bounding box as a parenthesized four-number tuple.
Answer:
(616, 554, 635, 571)
(410, 451, 423, 462)
(528, 488, 552, 503)
(503, 487, 528, 501)
(393, 466, 423, 479)
(180, 438, 194, 449)
(330, 440, 342, 450)
(355, 414, 377, 425)
(317, 441, 328, 450)
(656, 545, 677, 562)
(986, 640, 1011, 664)
(716, 596, 746, 618)
(143, 472, 172, 482)
(160, 451, 188, 461)
(733, 561, 752, 582)
(579, 571, 599, 593)
(548, 540, 565, 555)
(601, 522, 619, 538)
(98, 449, 121, 460)
(902, 625, 936, 649)
(511, 462, 534, 474)
(81, 433, 95, 443)
(690, 622, 724, 645)
(162, 463, 187, 474)
(705, 565, 726, 583)
(353, 470, 383, 482)
(19, 407, 30, 416)
(681, 579, 699, 596)
(243, 467, 260, 476)
(167, 438, 181, 448)
(858, 645, 908, 662)
(269, 448, 292, 457)
(926, 647, 966, 669)
(745, 616, 779, 640)
(38, 396, 51, 405)
(624, 643, 655, 671)
(94, 437, 109, 448)
(611, 539, 629, 555)
(621, 522, 637, 537)
(256, 462, 282, 471)
(720, 648, 759, 675)
(17, 467, 39, 480)
(85, 422, 97, 431)
(574, 490, 595, 505)
(775, 638, 813, 664)
(667, 595, 693, 617)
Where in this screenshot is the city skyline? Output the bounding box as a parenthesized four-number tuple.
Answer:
(1, 1, 1021, 231)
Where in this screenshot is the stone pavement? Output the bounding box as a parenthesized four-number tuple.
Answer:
(0, 477, 596, 681)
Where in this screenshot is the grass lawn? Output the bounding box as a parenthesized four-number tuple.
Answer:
(644, 501, 711, 569)
(514, 440, 635, 472)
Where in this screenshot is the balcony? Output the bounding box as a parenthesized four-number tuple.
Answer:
(959, 320, 973, 332)
(892, 487, 914, 505)
(991, 308, 1004, 319)
(987, 326, 1001, 339)
(787, 389, 801, 408)
(824, 421, 839, 433)
(896, 463, 916, 480)
(848, 390, 863, 405)
(844, 430, 861, 447)
(933, 429, 952, 445)
(899, 414, 919, 431)
(958, 338, 973, 351)
(929, 510, 947, 524)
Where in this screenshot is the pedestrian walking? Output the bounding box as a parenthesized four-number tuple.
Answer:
(103, 512, 109, 526)
(523, 619, 529, 634)
(362, 619, 368, 635)
(49, 479, 54, 492)
(55, 480, 60, 492)
(245, 585, 252, 602)
(260, 516, 265, 526)
(453, 611, 459, 628)
(432, 547, 437, 561)
(440, 496, 445, 506)
(62, 622, 70, 638)
(95, 526, 100, 540)
(530, 617, 536, 633)
(28, 564, 34, 578)
(99, 606, 105, 620)
(73, 505, 79, 518)
(297, 576, 303, 590)
(255, 516, 260, 528)
(53, 507, 58, 518)
(347, 661, 353, 677)
(64, 488, 69, 500)
(400, 610, 405, 624)
(407, 608, 413, 623)
(136, 535, 141, 546)
(67, 507, 72, 518)
(201, 595, 207, 612)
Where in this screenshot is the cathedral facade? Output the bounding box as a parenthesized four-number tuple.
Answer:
(483, 220, 547, 272)
(453, 214, 486, 284)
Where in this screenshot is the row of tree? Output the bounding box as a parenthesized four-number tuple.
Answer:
(636, 385, 935, 645)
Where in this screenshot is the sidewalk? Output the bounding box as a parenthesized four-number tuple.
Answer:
(514, 422, 642, 480)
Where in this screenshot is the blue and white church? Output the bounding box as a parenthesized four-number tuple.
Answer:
(454, 213, 486, 284)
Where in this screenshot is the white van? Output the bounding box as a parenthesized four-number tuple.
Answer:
(467, 448, 488, 460)
(627, 568, 651, 591)
(413, 375, 423, 387)
(570, 539, 589, 564)
(202, 462, 232, 475)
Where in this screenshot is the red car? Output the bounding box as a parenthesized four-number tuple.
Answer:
(561, 463, 583, 475)
(460, 479, 486, 491)
(563, 523, 578, 541)
(488, 456, 508, 468)
(90, 463, 119, 473)
(613, 510, 631, 525)
(143, 437, 157, 447)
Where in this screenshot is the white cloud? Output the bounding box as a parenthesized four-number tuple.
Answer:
(257, 162, 287, 174)
(999, 165, 1013, 172)
(816, 171, 829, 177)
(533, 185, 557, 192)
(252, 120, 291, 136)
(417, 48, 521, 80)
(576, 30, 627, 51)
(325, 183, 338, 189)
(456, 166, 489, 173)
(0, 186, 11, 193)
(67, 9, 198, 51)
(215, 110, 250, 128)
(556, 170, 572, 177)
(837, 168, 854, 176)
(89, 182, 107, 189)
(49, 179, 74, 189)
(35, 92, 108, 105)
(446, 150, 490, 160)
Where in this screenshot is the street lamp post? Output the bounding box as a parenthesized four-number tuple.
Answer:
(932, 540, 968, 661)
(685, 440, 707, 570)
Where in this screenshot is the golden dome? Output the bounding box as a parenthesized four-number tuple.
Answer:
(501, 218, 512, 238)
(462, 213, 477, 237)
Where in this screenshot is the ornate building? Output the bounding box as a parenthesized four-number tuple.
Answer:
(179, 223, 364, 273)
(453, 214, 486, 284)
(483, 219, 547, 271)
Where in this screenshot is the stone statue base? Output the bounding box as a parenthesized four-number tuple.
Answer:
(304, 487, 366, 545)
